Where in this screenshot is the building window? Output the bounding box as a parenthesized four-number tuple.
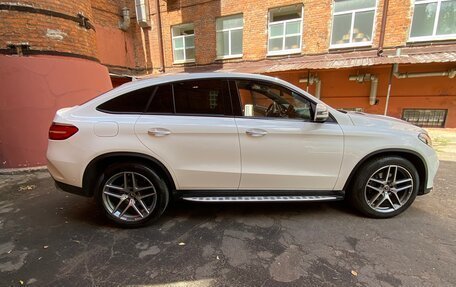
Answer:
(216, 14, 243, 59)
(402, 109, 447, 127)
(172, 24, 195, 63)
(409, 0, 456, 42)
(267, 5, 303, 56)
(330, 0, 377, 48)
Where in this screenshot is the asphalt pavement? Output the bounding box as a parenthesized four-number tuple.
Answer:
(0, 160, 455, 286)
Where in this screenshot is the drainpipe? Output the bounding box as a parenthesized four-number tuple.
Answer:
(154, 0, 165, 73)
(393, 64, 456, 79)
(119, 7, 130, 31)
(384, 64, 394, 115)
(299, 75, 321, 99)
(349, 74, 379, 106)
(377, 0, 390, 56)
(315, 78, 321, 99)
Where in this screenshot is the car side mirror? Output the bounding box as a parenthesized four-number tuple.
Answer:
(314, 103, 329, 122)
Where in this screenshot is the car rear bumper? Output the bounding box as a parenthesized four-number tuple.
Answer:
(54, 180, 91, 197)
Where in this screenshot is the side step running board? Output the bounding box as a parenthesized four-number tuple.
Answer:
(182, 195, 343, 202)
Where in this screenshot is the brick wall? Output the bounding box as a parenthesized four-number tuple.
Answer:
(90, 0, 151, 72)
(0, 0, 154, 74)
(0, 0, 97, 59)
(383, 0, 413, 47)
(0, 0, 443, 75)
(148, 0, 416, 70)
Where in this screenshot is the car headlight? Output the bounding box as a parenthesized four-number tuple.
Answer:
(418, 133, 432, 147)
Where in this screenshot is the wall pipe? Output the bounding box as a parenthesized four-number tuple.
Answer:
(384, 64, 394, 115)
(377, 0, 390, 56)
(299, 75, 321, 99)
(119, 7, 130, 31)
(348, 74, 379, 106)
(154, 0, 165, 72)
(393, 63, 456, 79)
(315, 78, 321, 100)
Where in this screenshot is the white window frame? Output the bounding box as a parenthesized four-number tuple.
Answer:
(172, 24, 195, 64)
(267, 5, 303, 56)
(329, 0, 378, 49)
(409, 0, 456, 42)
(216, 14, 244, 59)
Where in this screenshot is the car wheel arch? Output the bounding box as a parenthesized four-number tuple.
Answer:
(343, 148, 428, 196)
(82, 152, 176, 197)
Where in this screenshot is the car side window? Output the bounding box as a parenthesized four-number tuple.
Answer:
(235, 80, 312, 121)
(97, 86, 154, 113)
(147, 84, 174, 113)
(173, 79, 230, 115)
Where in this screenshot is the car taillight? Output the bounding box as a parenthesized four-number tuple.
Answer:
(49, 123, 79, 140)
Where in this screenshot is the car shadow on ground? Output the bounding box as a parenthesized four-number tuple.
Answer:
(63, 196, 360, 228)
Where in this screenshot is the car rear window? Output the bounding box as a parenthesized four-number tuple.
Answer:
(97, 80, 231, 116)
(97, 86, 154, 113)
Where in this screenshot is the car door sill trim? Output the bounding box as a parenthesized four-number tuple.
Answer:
(182, 195, 343, 202)
(177, 190, 345, 202)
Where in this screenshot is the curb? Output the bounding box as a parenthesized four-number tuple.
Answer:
(0, 166, 48, 175)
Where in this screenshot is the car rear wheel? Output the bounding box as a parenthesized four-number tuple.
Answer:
(95, 162, 169, 227)
(349, 156, 419, 218)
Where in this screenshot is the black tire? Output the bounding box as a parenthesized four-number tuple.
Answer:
(95, 162, 169, 227)
(349, 156, 419, 218)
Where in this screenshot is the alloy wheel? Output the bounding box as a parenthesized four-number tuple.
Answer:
(364, 165, 414, 213)
(102, 171, 157, 222)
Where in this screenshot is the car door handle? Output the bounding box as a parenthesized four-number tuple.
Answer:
(148, 128, 171, 137)
(246, 129, 268, 137)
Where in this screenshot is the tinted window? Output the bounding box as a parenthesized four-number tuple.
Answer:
(173, 80, 229, 115)
(236, 80, 312, 121)
(147, 84, 174, 113)
(97, 86, 154, 113)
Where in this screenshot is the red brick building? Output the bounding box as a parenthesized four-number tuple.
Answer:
(1, 0, 455, 168)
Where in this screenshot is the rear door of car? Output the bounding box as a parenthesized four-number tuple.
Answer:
(230, 78, 344, 190)
(135, 78, 241, 190)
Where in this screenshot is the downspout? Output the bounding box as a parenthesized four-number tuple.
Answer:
(154, 0, 165, 73)
(315, 78, 321, 100)
(348, 74, 378, 106)
(369, 76, 378, 106)
(377, 0, 390, 56)
(119, 7, 130, 31)
(299, 74, 321, 99)
(384, 64, 394, 115)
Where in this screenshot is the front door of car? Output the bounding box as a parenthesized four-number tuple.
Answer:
(135, 79, 241, 190)
(232, 80, 344, 190)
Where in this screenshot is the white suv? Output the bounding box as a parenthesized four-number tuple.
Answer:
(47, 73, 439, 227)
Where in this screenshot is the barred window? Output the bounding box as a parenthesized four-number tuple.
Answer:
(402, 109, 447, 127)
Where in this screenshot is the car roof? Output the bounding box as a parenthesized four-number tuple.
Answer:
(121, 72, 282, 90)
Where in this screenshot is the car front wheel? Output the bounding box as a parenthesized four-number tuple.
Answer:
(95, 163, 169, 227)
(349, 156, 419, 218)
